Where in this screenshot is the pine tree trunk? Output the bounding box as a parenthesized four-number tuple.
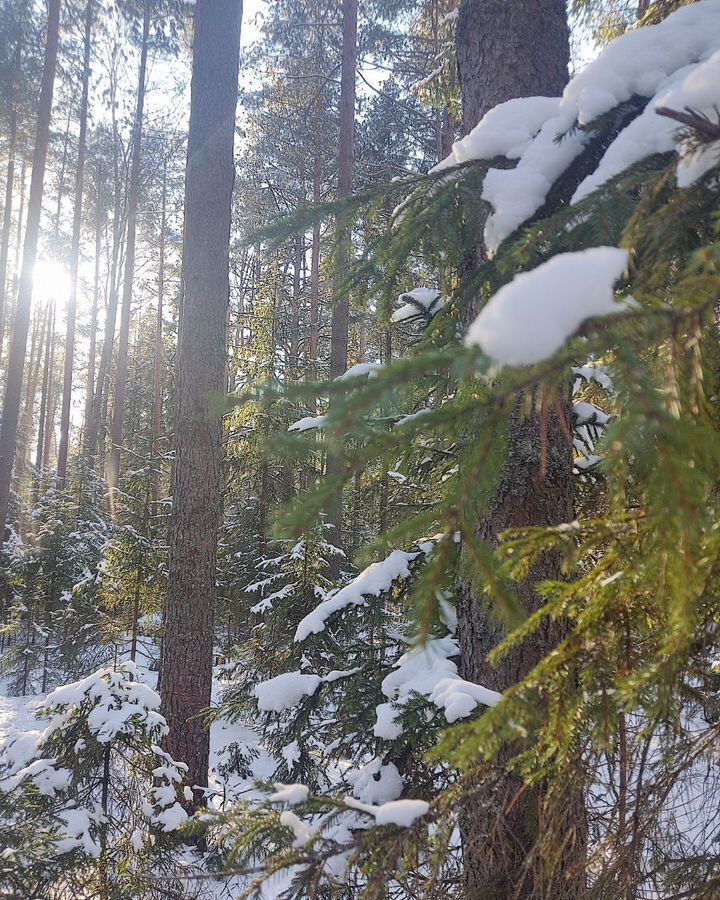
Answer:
(86, 146, 121, 465)
(34, 299, 54, 499)
(83, 166, 103, 448)
(453, 2, 586, 897)
(53, 105, 74, 234)
(326, 0, 357, 549)
(41, 302, 57, 473)
(11, 158, 26, 299)
(150, 159, 167, 510)
(309, 130, 321, 386)
(18, 305, 47, 486)
(0, 37, 21, 364)
(107, 0, 150, 491)
(455, 0, 569, 136)
(57, 0, 93, 484)
(160, 0, 242, 803)
(0, 0, 61, 538)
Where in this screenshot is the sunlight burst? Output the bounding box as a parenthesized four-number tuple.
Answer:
(32, 258, 71, 304)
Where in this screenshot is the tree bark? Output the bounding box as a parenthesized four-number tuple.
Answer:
(0, 0, 61, 538)
(150, 157, 167, 510)
(41, 300, 57, 473)
(18, 304, 47, 486)
(0, 36, 21, 364)
(455, 0, 569, 135)
(58, 0, 94, 484)
(12, 158, 26, 298)
(83, 165, 103, 448)
(160, 0, 242, 803)
(34, 299, 54, 499)
(107, 0, 150, 492)
(326, 0, 357, 549)
(453, 2, 585, 897)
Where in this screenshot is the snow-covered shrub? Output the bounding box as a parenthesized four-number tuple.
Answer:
(0, 662, 189, 897)
(0, 482, 111, 695)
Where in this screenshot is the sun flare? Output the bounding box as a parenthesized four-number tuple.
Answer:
(32, 258, 71, 304)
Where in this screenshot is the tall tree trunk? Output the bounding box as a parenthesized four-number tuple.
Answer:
(12, 158, 26, 299)
(53, 104, 75, 234)
(41, 300, 57, 473)
(0, 0, 61, 538)
(160, 0, 242, 803)
(453, 3, 584, 898)
(107, 0, 150, 492)
(309, 137, 321, 387)
(86, 146, 121, 465)
(290, 234, 302, 381)
(58, 0, 94, 484)
(18, 304, 47, 485)
(0, 37, 21, 364)
(326, 0, 357, 548)
(35, 299, 55, 500)
(150, 158, 167, 510)
(83, 165, 103, 447)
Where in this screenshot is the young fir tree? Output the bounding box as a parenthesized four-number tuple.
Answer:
(0, 662, 190, 897)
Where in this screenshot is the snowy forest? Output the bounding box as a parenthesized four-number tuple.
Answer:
(1, 0, 720, 896)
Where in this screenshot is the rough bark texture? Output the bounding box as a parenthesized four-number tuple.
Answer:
(455, 0, 569, 133)
(0, 37, 21, 363)
(0, 0, 60, 538)
(326, 0, 357, 549)
(83, 167, 102, 445)
(34, 300, 54, 501)
(160, 0, 241, 803)
(150, 160, 166, 510)
(107, 0, 150, 492)
(453, 2, 586, 897)
(329, 0, 357, 384)
(58, 0, 93, 483)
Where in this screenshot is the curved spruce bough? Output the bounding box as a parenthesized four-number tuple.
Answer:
(200, 2, 720, 897)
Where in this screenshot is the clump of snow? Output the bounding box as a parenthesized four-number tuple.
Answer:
(288, 414, 327, 433)
(432, 97, 560, 172)
(375, 634, 502, 735)
(253, 667, 361, 713)
(347, 760, 403, 805)
(395, 408, 431, 427)
(254, 672, 322, 712)
(0, 757, 72, 796)
(391, 288, 445, 323)
(345, 796, 429, 827)
(573, 364, 613, 393)
(573, 401, 611, 426)
(336, 362, 383, 381)
(464, 247, 631, 366)
(482, 126, 589, 254)
(478, 0, 720, 251)
(429, 678, 502, 723)
(269, 783, 310, 805)
(374, 703, 403, 741)
(294, 548, 428, 642)
(677, 140, 720, 188)
(574, 46, 720, 202)
(279, 809, 312, 847)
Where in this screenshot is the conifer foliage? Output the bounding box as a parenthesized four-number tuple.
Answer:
(2, 0, 720, 898)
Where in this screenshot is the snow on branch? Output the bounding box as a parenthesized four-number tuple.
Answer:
(294, 545, 433, 642)
(464, 247, 631, 366)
